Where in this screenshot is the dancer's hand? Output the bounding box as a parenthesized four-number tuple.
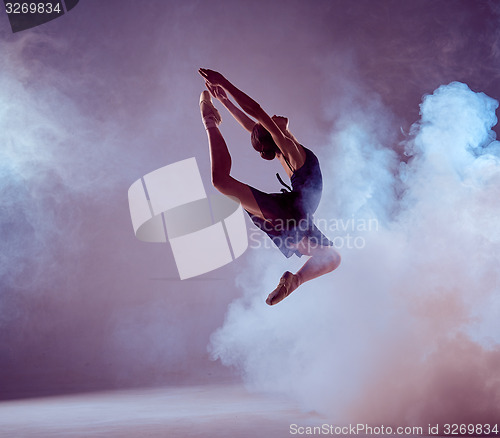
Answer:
(198, 68, 226, 86)
(206, 82, 228, 101)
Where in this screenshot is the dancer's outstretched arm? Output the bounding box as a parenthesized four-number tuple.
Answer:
(206, 83, 256, 133)
(199, 68, 304, 168)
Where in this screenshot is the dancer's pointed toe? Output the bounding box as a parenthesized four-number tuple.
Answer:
(199, 90, 211, 106)
(199, 90, 221, 128)
(266, 271, 297, 306)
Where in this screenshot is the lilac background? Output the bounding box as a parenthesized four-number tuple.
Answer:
(1, 0, 499, 425)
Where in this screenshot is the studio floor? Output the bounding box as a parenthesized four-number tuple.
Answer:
(0, 383, 327, 438)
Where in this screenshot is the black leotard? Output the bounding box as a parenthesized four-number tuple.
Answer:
(247, 147, 332, 258)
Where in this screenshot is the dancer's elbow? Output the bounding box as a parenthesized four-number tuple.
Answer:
(211, 173, 230, 193)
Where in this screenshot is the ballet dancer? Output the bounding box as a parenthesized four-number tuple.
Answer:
(198, 68, 340, 305)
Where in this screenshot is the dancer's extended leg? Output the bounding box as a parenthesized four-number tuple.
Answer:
(200, 91, 263, 217)
(266, 238, 341, 305)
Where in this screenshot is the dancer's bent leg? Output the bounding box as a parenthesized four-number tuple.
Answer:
(294, 238, 341, 286)
(266, 238, 341, 305)
(200, 91, 264, 218)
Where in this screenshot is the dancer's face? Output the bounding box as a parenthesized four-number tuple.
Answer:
(272, 115, 289, 132)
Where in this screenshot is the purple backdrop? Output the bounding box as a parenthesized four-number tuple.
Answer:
(1, 0, 499, 425)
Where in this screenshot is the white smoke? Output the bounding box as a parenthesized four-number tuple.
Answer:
(0, 34, 141, 293)
(208, 81, 500, 425)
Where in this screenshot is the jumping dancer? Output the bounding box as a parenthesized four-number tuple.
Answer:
(198, 68, 340, 305)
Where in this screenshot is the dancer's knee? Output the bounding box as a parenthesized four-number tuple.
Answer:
(319, 247, 341, 272)
(328, 248, 341, 271)
(297, 238, 341, 271)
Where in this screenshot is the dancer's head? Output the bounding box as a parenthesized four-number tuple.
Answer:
(251, 123, 279, 160)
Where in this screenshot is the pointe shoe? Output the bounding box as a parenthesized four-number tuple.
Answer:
(199, 90, 221, 127)
(266, 271, 297, 306)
